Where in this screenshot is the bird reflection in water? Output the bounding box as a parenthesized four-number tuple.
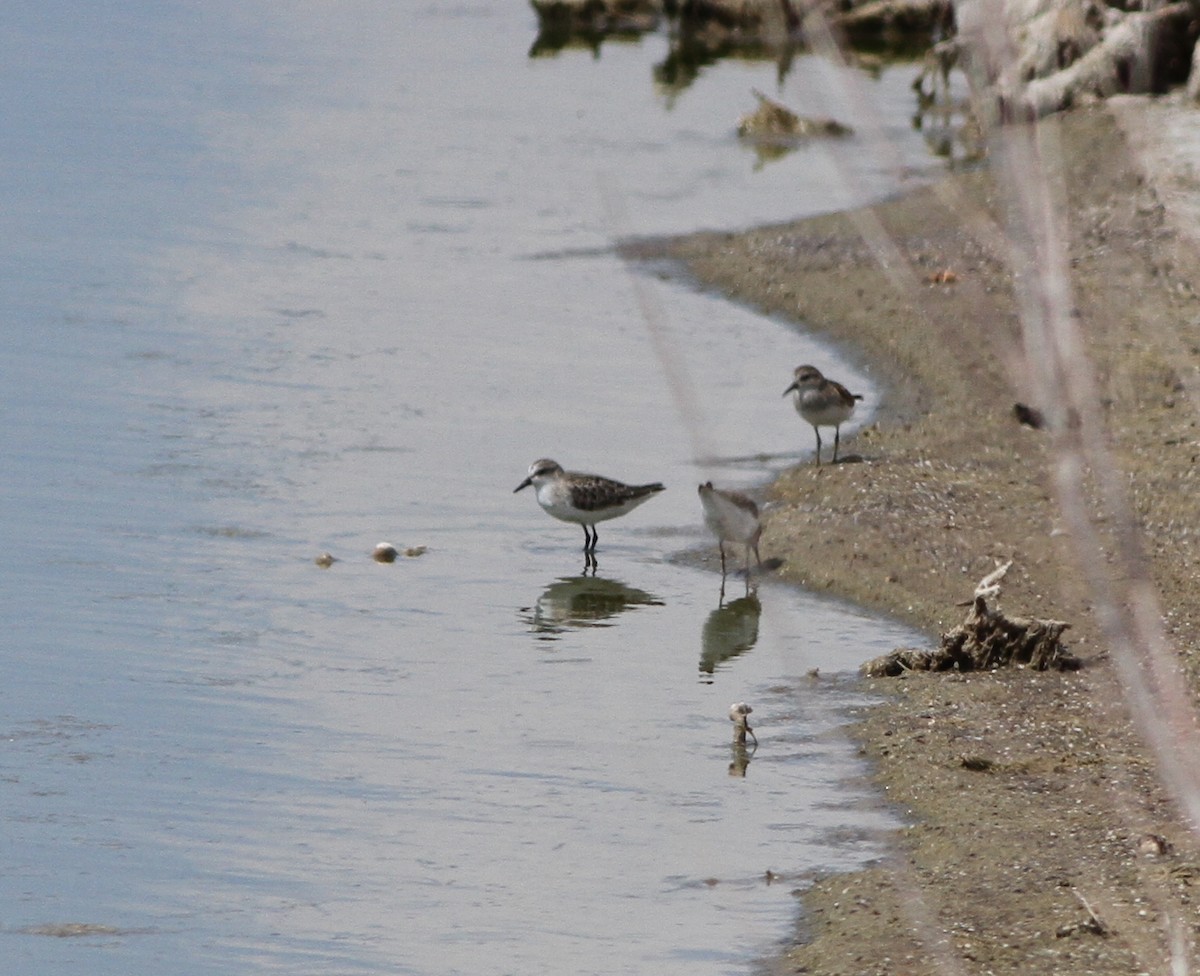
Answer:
(698, 593, 761, 681)
(520, 573, 664, 638)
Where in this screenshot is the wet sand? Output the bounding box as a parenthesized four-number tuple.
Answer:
(631, 103, 1200, 973)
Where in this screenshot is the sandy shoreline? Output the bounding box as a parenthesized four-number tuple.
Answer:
(630, 102, 1200, 973)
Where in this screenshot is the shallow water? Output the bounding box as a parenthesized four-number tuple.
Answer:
(2, 3, 939, 973)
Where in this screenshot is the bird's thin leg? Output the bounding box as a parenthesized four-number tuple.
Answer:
(813, 426, 823, 465)
(588, 525, 598, 553)
(582, 524, 593, 553)
(718, 541, 727, 578)
(832, 425, 841, 463)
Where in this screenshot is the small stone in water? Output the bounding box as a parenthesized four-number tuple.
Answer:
(373, 542, 398, 563)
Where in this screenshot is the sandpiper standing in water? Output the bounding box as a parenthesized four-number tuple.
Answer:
(514, 459, 665, 558)
(697, 482, 762, 582)
(783, 364, 863, 465)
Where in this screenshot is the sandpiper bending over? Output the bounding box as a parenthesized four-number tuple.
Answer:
(697, 482, 762, 580)
(783, 364, 863, 465)
(514, 458, 665, 555)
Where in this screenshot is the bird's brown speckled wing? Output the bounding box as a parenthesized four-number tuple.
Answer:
(722, 490, 759, 517)
(569, 476, 664, 512)
(829, 379, 863, 406)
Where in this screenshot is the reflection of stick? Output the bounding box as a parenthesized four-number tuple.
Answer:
(729, 702, 758, 746)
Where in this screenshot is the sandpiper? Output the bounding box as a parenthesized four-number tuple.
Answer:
(697, 481, 762, 579)
(514, 458, 665, 555)
(783, 364, 863, 464)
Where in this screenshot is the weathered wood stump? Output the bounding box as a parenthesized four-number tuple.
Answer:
(863, 562, 1079, 676)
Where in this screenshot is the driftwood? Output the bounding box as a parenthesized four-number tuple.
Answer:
(526, 0, 1200, 111)
(956, 0, 1199, 118)
(863, 561, 1080, 676)
(1017, 3, 1197, 116)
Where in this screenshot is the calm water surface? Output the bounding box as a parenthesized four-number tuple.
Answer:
(1, 3, 940, 973)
